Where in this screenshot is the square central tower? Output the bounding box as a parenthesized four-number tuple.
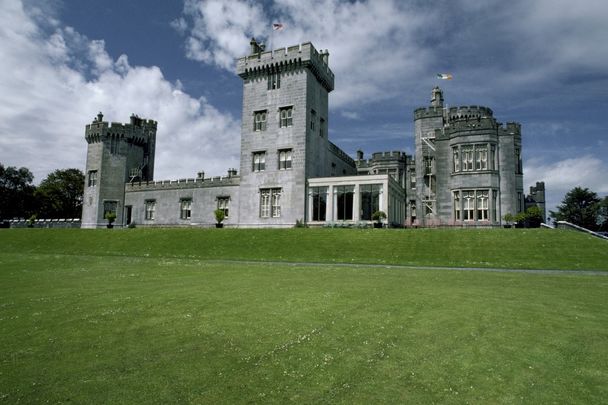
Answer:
(236, 40, 334, 226)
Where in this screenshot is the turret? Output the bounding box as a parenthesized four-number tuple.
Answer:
(431, 86, 443, 108)
(81, 113, 157, 228)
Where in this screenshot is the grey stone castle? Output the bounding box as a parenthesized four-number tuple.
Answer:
(82, 40, 542, 228)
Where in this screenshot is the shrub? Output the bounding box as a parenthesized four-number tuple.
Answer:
(214, 209, 225, 224)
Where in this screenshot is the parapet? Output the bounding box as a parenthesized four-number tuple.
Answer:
(328, 141, 355, 167)
(126, 175, 240, 192)
(236, 42, 334, 92)
(414, 106, 443, 120)
(446, 106, 493, 122)
(85, 113, 157, 145)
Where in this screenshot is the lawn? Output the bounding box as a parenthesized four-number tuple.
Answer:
(1, 228, 607, 403)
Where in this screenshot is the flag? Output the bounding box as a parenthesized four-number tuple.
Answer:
(272, 23, 285, 31)
(437, 73, 453, 80)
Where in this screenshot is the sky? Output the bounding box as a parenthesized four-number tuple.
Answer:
(1, 0, 607, 216)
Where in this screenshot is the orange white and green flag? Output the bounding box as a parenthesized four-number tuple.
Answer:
(437, 73, 453, 80)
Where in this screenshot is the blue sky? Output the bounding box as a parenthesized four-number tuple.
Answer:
(1, 0, 607, 215)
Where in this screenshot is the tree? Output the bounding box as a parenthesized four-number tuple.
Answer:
(0, 163, 36, 219)
(517, 206, 544, 228)
(549, 187, 600, 230)
(35, 169, 85, 219)
(597, 196, 608, 232)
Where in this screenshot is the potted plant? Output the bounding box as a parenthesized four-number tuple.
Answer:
(214, 209, 225, 228)
(27, 214, 37, 228)
(105, 211, 116, 229)
(371, 210, 387, 228)
(503, 213, 513, 228)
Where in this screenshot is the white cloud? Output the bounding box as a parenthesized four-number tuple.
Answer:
(525, 155, 608, 215)
(178, 0, 435, 107)
(0, 1, 240, 183)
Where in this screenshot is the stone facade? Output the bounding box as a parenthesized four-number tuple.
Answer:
(81, 41, 539, 229)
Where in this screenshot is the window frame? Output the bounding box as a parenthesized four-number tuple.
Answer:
(260, 188, 281, 218)
(254, 110, 267, 132)
(88, 170, 97, 187)
(180, 199, 192, 220)
(252, 151, 266, 172)
(217, 197, 230, 218)
(279, 106, 293, 128)
(144, 200, 156, 220)
(278, 149, 292, 170)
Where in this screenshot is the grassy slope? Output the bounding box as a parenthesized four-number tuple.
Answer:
(1, 228, 607, 403)
(1, 227, 607, 270)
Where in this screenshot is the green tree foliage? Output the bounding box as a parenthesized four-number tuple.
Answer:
(597, 196, 608, 232)
(0, 163, 36, 219)
(516, 206, 544, 228)
(550, 187, 600, 230)
(35, 169, 85, 219)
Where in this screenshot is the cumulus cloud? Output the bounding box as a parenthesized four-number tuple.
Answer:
(0, 0, 240, 182)
(176, 0, 608, 109)
(177, 0, 435, 107)
(525, 156, 608, 215)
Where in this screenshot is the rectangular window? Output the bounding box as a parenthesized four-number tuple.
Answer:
(335, 185, 354, 220)
(517, 191, 523, 212)
(490, 145, 496, 170)
(310, 110, 316, 131)
(311, 186, 327, 221)
(462, 146, 474, 171)
(110, 136, 119, 154)
(453, 191, 461, 220)
(515, 148, 522, 174)
(492, 190, 498, 222)
(180, 199, 192, 220)
(267, 70, 280, 90)
(260, 188, 281, 218)
(254, 110, 267, 131)
(475, 144, 488, 170)
(410, 201, 416, 218)
(453, 147, 460, 172)
(463, 190, 475, 221)
(278, 149, 292, 170)
(424, 157, 433, 175)
(410, 170, 416, 189)
(279, 106, 293, 128)
(252, 152, 265, 172)
(319, 118, 325, 137)
(103, 201, 117, 218)
(145, 200, 156, 220)
(477, 190, 489, 220)
(217, 197, 229, 218)
(88, 170, 97, 187)
(359, 184, 382, 221)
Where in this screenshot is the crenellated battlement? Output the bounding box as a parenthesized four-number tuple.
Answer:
(236, 41, 334, 92)
(446, 106, 493, 122)
(85, 113, 156, 145)
(414, 106, 443, 120)
(126, 175, 240, 192)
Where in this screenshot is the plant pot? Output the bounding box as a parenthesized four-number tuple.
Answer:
(215, 223, 224, 228)
(503, 225, 511, 228)
(373, 223, 383, 228)
(107, 224, 114, 229)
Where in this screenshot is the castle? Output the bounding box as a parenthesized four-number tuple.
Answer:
(81, 40, 544, 228)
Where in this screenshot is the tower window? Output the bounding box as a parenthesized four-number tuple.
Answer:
(254, 110, 267, 131)
(267, 70, 280, 90)
(88, 170, 97, 187)
(475, 144, 488, 170)
(453, 147, 460, 172)
(453, 191, 461, 220)
(103, 201, 118, 218)
(279, 106, 293, 127)
(319, 118, 325, 137)
(310, 109, 316, 131)
(252, 152, 266, 172)
(477, 190, 489, 220)
(278, 149, 292, 170)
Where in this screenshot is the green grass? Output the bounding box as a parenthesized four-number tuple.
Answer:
(1, 227, 607, 270)
(1, 228, 607, 403)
